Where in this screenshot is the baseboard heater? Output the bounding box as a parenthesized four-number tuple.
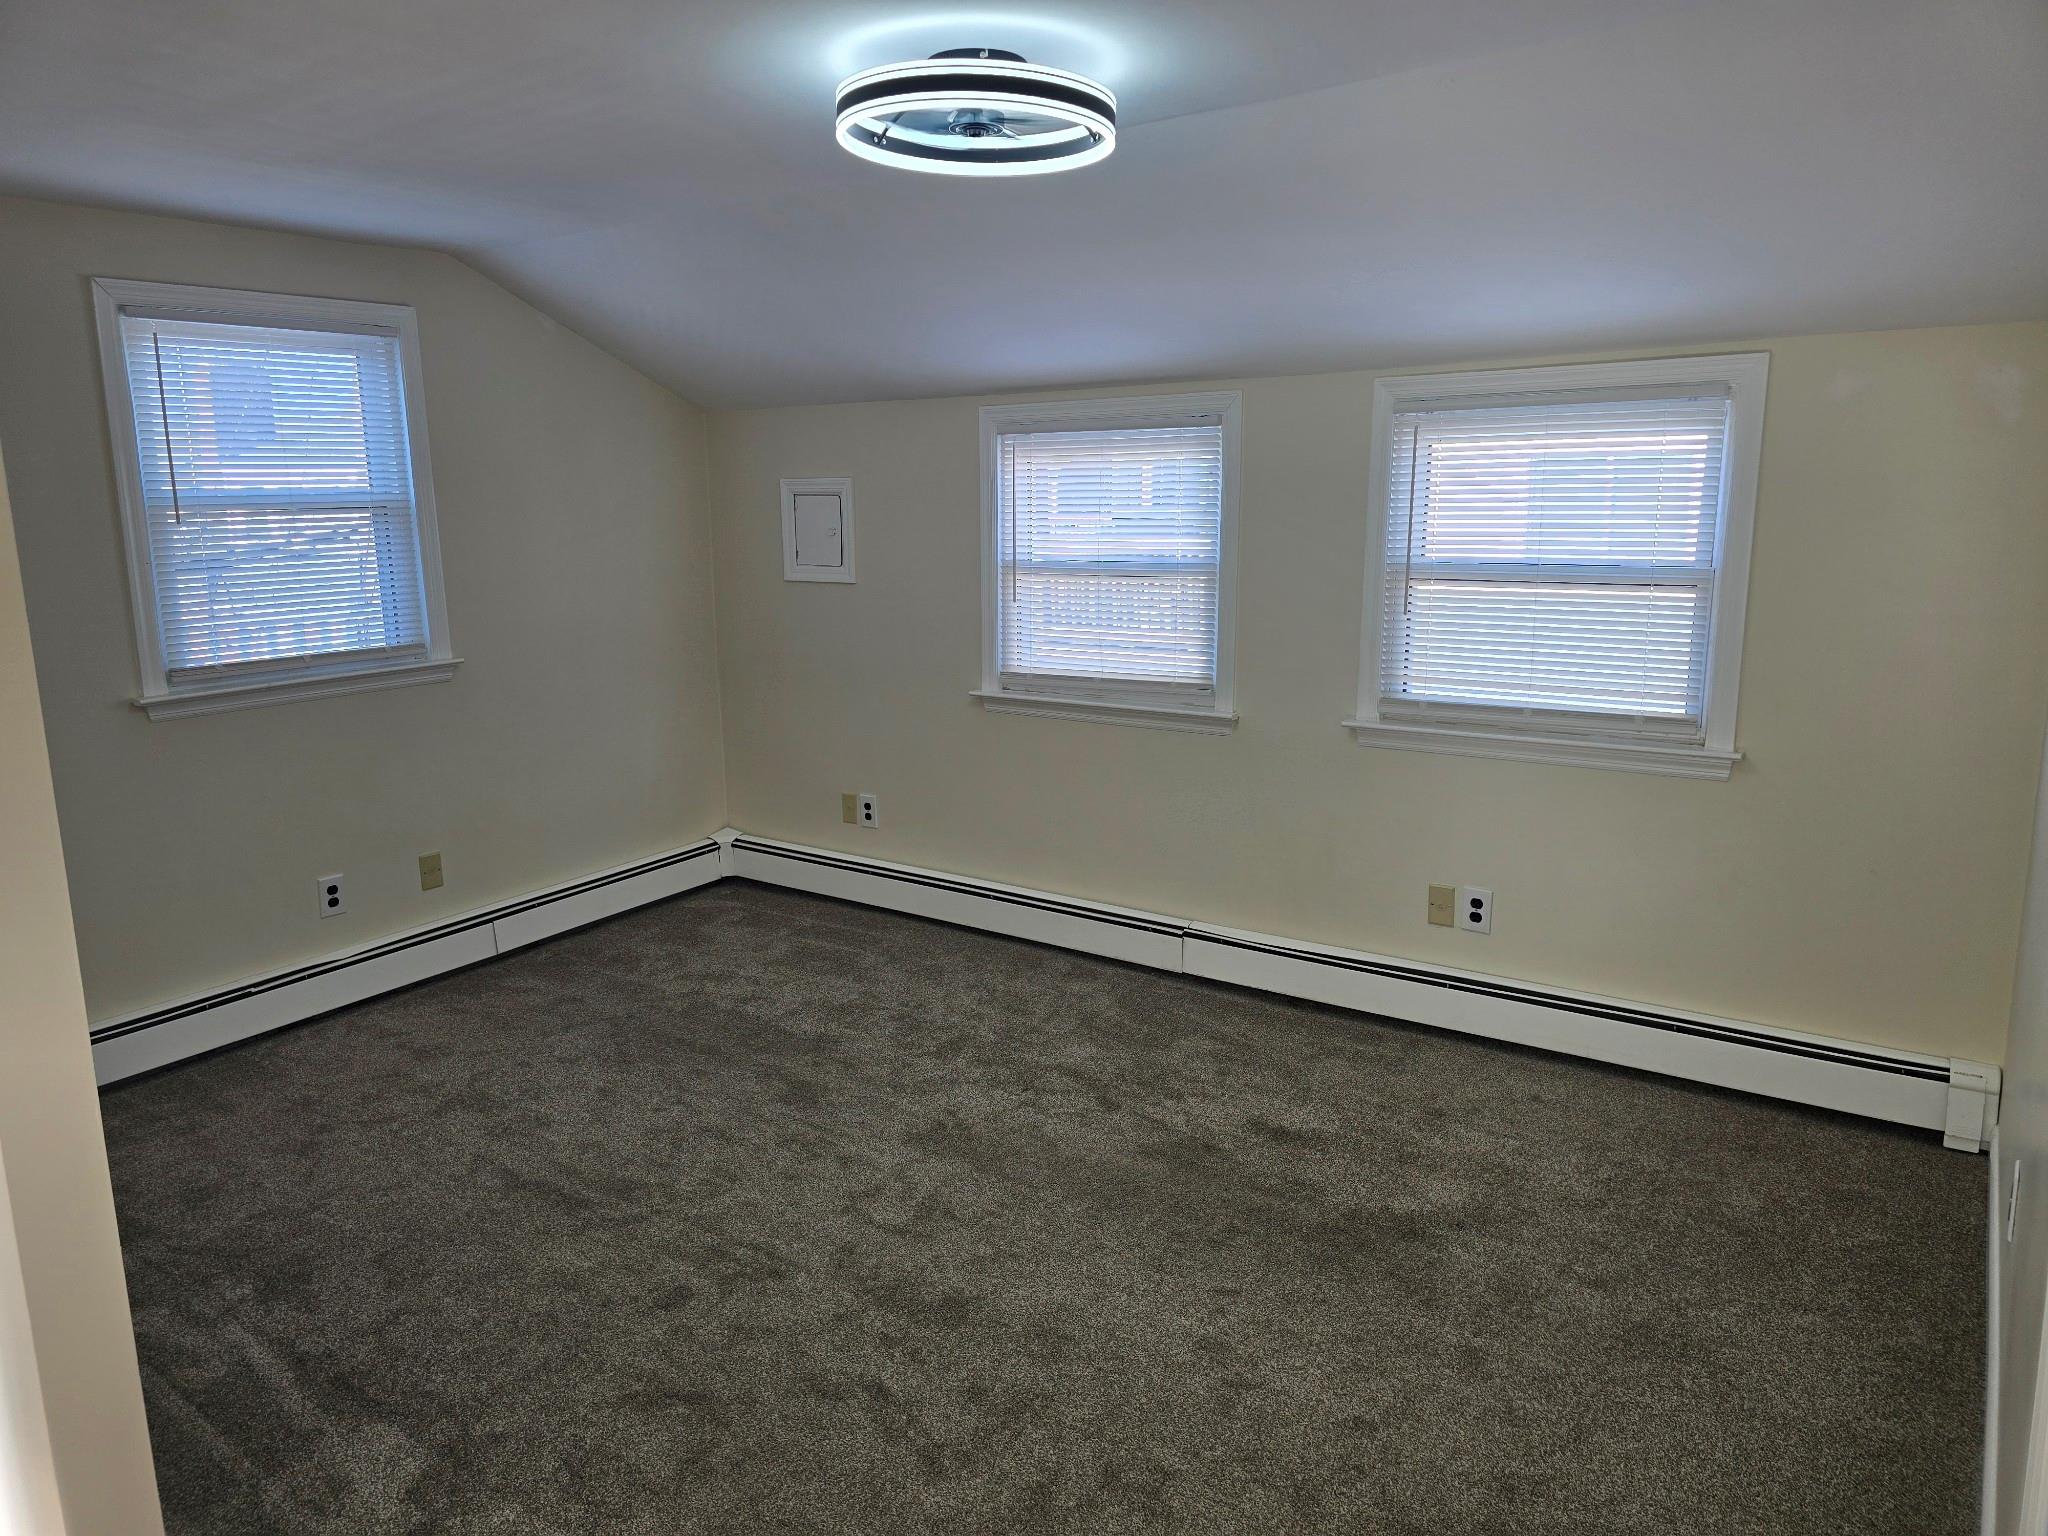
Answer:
(727, 833, 1997, 1151)
(92, 829, 1999, 1152)
(89, 839, 724, 1085)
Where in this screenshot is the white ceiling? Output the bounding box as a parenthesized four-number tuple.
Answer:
(2, 0, 2044, 406)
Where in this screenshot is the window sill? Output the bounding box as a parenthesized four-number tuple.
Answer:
(972, 689, 1238, 735)
(1342, 717, 1739, 779)
(138, 656, 463, 720)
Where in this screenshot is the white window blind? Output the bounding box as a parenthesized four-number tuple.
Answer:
(996, 421, 1225, 703)
(117, 312, 427, 682)
(1378, 391, 1733, 739)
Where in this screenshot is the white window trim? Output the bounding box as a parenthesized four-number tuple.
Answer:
(1345, 352, 1768, 780)
(976, 390, 1242, 733)
(92, 278, 460, 721)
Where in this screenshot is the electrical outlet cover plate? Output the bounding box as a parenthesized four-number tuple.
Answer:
(317, 873, 346, 918)
(857, 793, 878, 828)
(419, 852, 444, 891)
(1456, 885, 1492, 933)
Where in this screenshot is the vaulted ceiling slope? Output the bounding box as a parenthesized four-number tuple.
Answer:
(1, 0, 2044, 407)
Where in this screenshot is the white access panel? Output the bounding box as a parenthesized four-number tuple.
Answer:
(781, 477, 855, 583)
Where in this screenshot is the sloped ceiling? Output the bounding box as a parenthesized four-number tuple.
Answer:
(1, 0, 2043, 406)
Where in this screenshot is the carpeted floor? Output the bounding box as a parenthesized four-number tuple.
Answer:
(100, 881, 1984, 1535)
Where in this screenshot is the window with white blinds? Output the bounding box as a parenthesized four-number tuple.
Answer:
(983, 394, 1239, 726)
(1355, 357, 1766, 776)
(95, 281, 454, 716)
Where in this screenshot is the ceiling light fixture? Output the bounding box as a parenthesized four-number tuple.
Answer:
(834, 48, 1116, 177)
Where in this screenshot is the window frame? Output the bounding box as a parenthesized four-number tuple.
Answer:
(92, 277, 458, 720)
(1347, 353, 1768, 779)
(974, 391, 1242, 734)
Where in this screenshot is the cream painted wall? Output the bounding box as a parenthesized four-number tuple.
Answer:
(710, 323, 2048, 1064)
(0, 197, 728, 1021)
(0, 440, 163, 1534)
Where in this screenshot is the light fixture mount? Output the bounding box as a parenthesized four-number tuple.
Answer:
(834, 49, 1117, 177)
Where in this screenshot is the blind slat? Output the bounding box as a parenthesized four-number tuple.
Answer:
(1380, 394, 1730, 731)
(998, 424, 1223, 696)
(118, 313, 427, 676)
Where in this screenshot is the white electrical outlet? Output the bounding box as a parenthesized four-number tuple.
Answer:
(316, 872, 347, 919)
(1455, 886, 1492, 933)
(856, 792, 879, 828)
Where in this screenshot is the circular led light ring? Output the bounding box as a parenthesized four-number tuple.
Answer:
(834, 55, 1118, 176)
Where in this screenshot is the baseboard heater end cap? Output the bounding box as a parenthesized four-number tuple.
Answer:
(1945, 1059, 2001, 1154)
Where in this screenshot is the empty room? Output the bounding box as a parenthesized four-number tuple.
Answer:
(1, 0, 2046, 1531)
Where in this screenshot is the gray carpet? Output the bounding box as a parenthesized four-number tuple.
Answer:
(100, 881, 1984, 1535)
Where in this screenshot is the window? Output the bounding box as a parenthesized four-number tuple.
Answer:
(1348, 355, 1767, 778)
(93, 279, 456, 719)
(976, 392, 1240, 732)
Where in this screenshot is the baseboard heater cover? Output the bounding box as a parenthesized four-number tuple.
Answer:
(1184, 923, 1982, 1145)
(93, 828, 2000, 1150)
(727, 832, 1996, 1149)
(725, 834, 1186, 971)
(89, 839, 723, 1085)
